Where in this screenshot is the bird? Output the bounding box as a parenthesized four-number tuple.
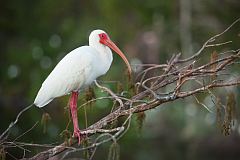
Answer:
(34, 29, 132, 144)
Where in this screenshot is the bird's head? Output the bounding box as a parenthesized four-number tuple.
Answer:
(89, 29, 132, 74)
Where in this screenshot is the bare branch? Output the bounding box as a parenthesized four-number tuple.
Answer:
(178, 18, 240, 62)
(1, 18, 240, 160)
(0, 104, 34, 142)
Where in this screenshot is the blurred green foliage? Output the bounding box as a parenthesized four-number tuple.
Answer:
(0, 0, 240, 159)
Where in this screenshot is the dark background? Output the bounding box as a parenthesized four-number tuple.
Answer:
(0, 0, 240, 159)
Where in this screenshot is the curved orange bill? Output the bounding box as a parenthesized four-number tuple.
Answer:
(104, 39, 132, 74)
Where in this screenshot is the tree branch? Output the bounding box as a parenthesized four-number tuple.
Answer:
(1, 18, 240, 160)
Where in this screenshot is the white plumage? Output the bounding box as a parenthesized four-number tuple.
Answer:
(33, 29, 131, 144)
(34, 30, 114, 107)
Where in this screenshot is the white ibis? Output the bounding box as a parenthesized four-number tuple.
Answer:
(34, 29, 131, 144)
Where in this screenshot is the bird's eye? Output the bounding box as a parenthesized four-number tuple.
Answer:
(99, 33, 107, 39)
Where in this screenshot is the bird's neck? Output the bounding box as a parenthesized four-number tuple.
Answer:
(99, 46, 113, 67)
(91, 43, 113, 75)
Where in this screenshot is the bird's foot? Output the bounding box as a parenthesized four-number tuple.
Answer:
(73, 129, 82, 145)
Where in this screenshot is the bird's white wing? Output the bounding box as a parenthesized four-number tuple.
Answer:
(34, 46, 99, 107)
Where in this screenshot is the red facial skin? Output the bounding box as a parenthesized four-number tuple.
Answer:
(99, 33, 109, 45)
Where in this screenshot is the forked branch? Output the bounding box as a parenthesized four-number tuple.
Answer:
(1, 18, 240, 160)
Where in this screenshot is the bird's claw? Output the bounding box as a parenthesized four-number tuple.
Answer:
(73, 129, 82, 145)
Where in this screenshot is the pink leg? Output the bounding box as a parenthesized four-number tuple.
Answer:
(69, 91, 81, 144)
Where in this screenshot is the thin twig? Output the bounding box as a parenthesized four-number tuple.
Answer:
(0, 104, 34, 141)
